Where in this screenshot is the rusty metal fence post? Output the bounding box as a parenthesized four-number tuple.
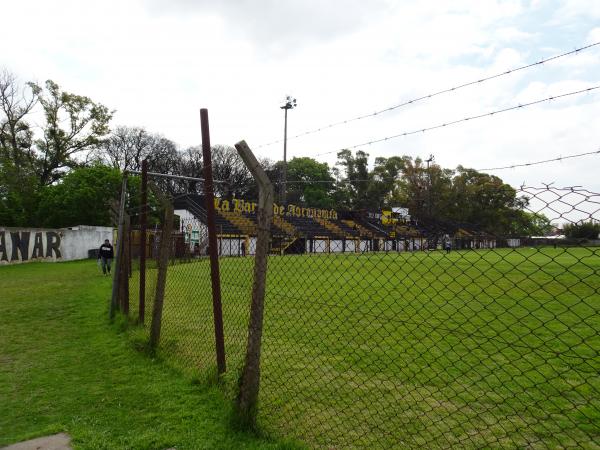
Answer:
(201, 108, 226, 375)
(110, 173, 128, 319)
(149, 201, 174, 349)
(234, 139, 274, 427)
(139, 159, 148, 324)
(120, 213, 130, 316)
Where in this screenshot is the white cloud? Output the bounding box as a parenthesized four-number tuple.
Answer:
(587, 27, 600, 43)
(555, 0, 600, 19)
(145, 0, 392, 54)
(494, 26, 537, 42)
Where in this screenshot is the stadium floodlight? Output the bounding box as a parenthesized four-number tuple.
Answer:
(280, 95, 297, 205)
(425, 154, 434, 218)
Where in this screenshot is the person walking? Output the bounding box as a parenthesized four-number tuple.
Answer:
(98, 239, 114, 275)
(444, 239, 452, 254)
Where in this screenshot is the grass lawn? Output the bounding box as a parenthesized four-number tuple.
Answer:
(0, 260, 300, 449)
(129, 247, 600, 449)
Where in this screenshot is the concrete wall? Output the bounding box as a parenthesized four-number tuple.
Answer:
(0, 225, 114, 265)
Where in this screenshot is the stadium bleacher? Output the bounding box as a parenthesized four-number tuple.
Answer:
(172, 194, 501, 254)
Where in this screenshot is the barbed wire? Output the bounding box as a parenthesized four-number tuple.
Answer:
(477, 148, 600, 171)
(133, 147, 600, 189)
(309, 85, 600, 157)
(256, 41, 600, 149)
(268, 147, 600, 185)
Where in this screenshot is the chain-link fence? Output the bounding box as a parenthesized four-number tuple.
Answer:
(122, 191, 258, 385)
(118, 182, 599, 449)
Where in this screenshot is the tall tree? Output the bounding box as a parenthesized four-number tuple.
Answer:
(563, 221, 600, 239)
(178, 145, 258, 198)
(366, 156, 405, 209)
(336, 149, 370, 209)
(33, 80, 112, 185)
(0, 70, 40, 225)
(36, 165, 122, 228)
(95, 125, 187, 194)
(390, 156, 428, 218)
(0, 70, 39, 170)
(211, 144, 255, 199)
(444, 167, 520, 234)
(96, 126, 153, 171)
(283, 157, 335, 208)
(97, 126, 181, 174)
(177, 145, 204, 193)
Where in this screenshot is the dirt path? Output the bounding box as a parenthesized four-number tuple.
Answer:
(1, 433, 71, 450)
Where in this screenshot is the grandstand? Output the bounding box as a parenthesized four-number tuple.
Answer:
(172, 194, 497, 256)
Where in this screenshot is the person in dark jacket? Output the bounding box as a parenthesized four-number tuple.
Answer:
(444, 239, 452, 253)
(98, 239, 114, 275)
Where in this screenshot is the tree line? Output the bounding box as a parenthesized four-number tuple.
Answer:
(1, 69, 557, 236)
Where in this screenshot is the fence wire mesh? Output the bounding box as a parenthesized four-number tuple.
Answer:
(123, 183, 599, 449)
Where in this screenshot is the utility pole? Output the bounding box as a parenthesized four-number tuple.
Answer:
(280, 95, 297, 205)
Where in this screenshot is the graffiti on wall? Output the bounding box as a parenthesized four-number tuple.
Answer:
(0, 230, 62, 263)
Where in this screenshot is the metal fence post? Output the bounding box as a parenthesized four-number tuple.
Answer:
(120, 213, 130, 316)
(149, 201, 174, 349)
(200, 108, 226, 375)
(139, 159, 148, 324)
(234, 140, 274, 428)
(110, 173, 128, 319)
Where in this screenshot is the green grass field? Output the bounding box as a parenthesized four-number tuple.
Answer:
(0, 260, 300, 449)
(130, 247, 600, 448)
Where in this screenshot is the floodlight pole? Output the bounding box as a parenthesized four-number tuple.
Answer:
(426, 154, 434, 218)
(282, 107, 288, 206)
(280, 96, 296, 206)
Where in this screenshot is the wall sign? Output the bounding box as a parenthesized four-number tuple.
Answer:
(214, 198, 338, 220)
(0, 230, 62, 263)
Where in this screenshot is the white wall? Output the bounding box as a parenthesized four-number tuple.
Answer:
(218, 237, 245, 256)
(330, 240, 343, 253)
(175, 209, 196, 223)
(307, 239, 329, 253)
(345, 240, 357, 253)
(506, 238, 521, 248)
(248, 237, 257, 255)
(0, 225, 114, 265)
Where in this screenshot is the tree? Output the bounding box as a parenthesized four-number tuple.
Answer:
(33, 80, 112, 185)
(97, 126, 181, 174)
(508, 210, 553, 236)
(0, 163, 40, 226)
(280, 157, 335, 207)
(1, 71, 114, 225)
(178, 144, 257, 198)
(441, 167, 519, 234)
(336, 149, 370, 209)
(178, 145, 204, 193)
(0, 70, 39, 171)
(563, 221, 600, 239)
(391, 156, 429, 218)
(96, 126, 153, 171)
(210, 145, 255, 199)
(95, 126, 187, 195)
(0, 70, 41, 226)
(366, 156, 404, 210)
(37, 165, 122, 228)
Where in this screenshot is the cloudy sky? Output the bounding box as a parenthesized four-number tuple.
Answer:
(2, 0, 599, 193)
